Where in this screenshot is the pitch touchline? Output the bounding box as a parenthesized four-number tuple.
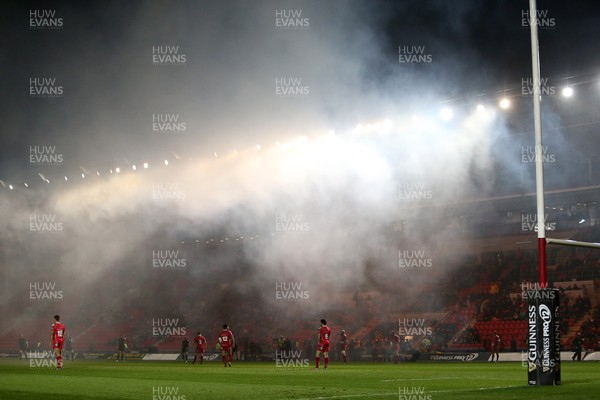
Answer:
(428, 385, 523, 394)
(294, 393, 396, 400)
(381, 376, 460, 382)
(382, 376, 517, 382)
(295, 385, 525, 399)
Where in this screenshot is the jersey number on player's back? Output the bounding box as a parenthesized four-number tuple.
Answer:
(57, 330, 63, 337)
(221, 336, 229, 342)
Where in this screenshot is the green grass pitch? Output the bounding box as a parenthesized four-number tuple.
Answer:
(0, 359, 598, 400)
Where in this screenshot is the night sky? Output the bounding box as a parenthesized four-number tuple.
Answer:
(1, 1, 600, 341)
(1, 0, 599, 185)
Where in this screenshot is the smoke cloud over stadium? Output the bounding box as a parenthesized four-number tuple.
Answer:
(1, 0, 599, 351)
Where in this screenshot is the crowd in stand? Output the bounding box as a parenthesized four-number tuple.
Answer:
(5, 227, 600, 357)
(574, 304, 600, 352)
(441, 227, 600, 351)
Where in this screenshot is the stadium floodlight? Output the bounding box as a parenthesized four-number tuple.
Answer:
(38, 173, 49, 183)
(164, 160, 169, 166)
(476, 104, 485, 112)
(115, 167, 121, 173)
(143, 163, 149, 169)
(440, 107, 453, 121)
(9, 184, 13, 190)
(64, 176, 68, 181)
(24, 182, 28, 187)
(561, 86, 574, 98)
(81, 173, 85, 178)
(256, 144, 261, 150)
(499, 98, 511, 109)
(214, 152, 218, 158)
(132, 165, 137, 170)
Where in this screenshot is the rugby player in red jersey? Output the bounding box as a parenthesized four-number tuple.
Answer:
(50, 315, 65, 370)
(315, 319, 331, 369)
(218, 324, 234, 367)
(193, 332, 206, 364)
(340, 330, 348, 364)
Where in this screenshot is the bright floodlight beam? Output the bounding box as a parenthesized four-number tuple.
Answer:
(499, 98, 510, 109)
(38, 173, 49, 183)
(440, 107, 453, 121)
(561, 86, 573, 97)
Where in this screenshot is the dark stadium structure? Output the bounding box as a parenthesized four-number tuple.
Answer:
(2, 0, 600, 368)
(1, 185, 598, 360)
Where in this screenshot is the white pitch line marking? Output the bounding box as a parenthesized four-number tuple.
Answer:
(293, 384, 526, 400)
(381, 376, 460, 382)
(293, 393, 396, 400)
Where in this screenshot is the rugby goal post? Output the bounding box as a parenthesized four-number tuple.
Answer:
(545, 238, 600, 250)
